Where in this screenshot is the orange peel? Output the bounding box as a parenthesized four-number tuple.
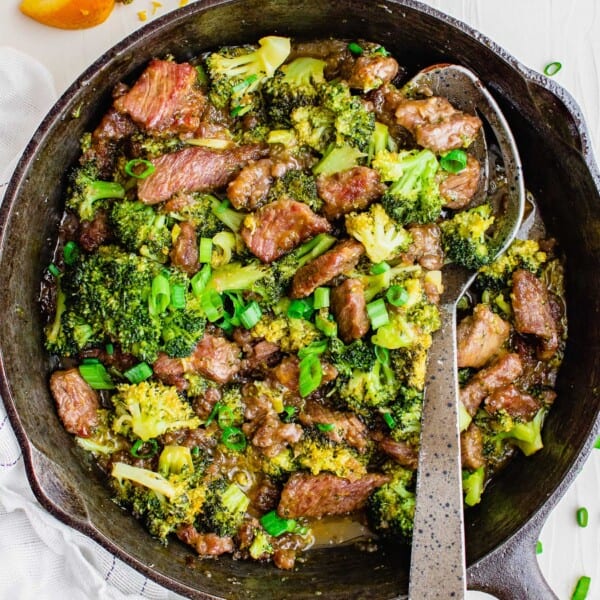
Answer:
(20, 0, 115, 30)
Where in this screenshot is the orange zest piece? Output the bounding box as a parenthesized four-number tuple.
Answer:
(20, 0, 115, 30)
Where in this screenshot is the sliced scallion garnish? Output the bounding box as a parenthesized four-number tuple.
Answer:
(124, 158, 155, 179)
(366, 298, 389, 329)
(239, 300, 262, 329)
(298, 354, 322, 397)
(440, 149, 468, 173)
(221, 426, 247, 451)
(78, 362, 115, 390)
(130, 438, 159, 458)
(124, 361, 153, 384)
(544, 61, 562, 77)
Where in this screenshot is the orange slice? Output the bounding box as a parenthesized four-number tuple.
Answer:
(20, 0, 115, 30)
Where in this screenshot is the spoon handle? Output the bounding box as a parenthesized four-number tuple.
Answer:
(408, 299, 466, 600)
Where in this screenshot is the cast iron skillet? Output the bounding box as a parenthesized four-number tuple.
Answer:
(1, 1, 600, 598)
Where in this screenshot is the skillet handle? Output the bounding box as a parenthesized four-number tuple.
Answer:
(467, 514, 557, 600)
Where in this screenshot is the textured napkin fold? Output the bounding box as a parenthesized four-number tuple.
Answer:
(0, 46, 181, 600)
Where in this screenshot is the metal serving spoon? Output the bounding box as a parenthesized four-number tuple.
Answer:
(404, 65, 525, 600)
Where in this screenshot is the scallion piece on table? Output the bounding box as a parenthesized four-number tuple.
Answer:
(78, 362, 115, 390)
(576, 507, 589, 528)
(260, 510, 305, 537)
(124, 361, 153, 384)
(544, 61, 562, 77)
(367, 298, 389, 329)
(170, 283, 186, 309)
(382, 412, 397, 429)
(221, 427, 247, 451)
(594, 436, 600, 449)
(199, 237, 213, 264)
(313, 287, 330, 309)
(124, 158, 155, 179)
(63, 241, 80, 265)
(201, 289, 224, 322)
(287, 298, 314, 320)
(299, 354, 322, 397)
(371, 261, 390, 275)
(440, 149, 468, 173)
(149, 273, 170, 315)
(572, 576, 591, 600)
(535, 540, 543, 555)
(130, 438, 158, 459)
(239, 300, 262, 329)
(386, 285, 409, 307)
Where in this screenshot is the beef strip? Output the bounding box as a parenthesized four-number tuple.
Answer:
(153, 353, 187, 390)
(316, 167, 384, 220)
(511, 269, 559, 360)
(367, 84, 412, 143)
(137, 144, 268, 204)
(461, 423, 485, 470)
(169, 220, 199, 275)
(226, 159, 273, 210)
(289, 39, 353, 79)
(114, 60, 206, 133)
(176, 525, 234, 556)
(395, 96, 482, 154)
(241, 198, 331, 263)
(78, 210, 111, 252)
(249, 478, 280, 513)
(186, 333, 241, 384)
(439, 155, 481, 209)
(402, 223, 444, 270)
(377, 436, 418, 469)
(460, 353, 523, 416)
(484, 384, 540, 421)
(277, 472, 390, 518)
(330, 278, 370, 342)
(299, 400, 369, 453)
(457, 303, 511, 368)
(347, 55, 399, 91)
(159, 427, 217, 451)
(192, 387, 221, 421)
(49, 368, 99, 437)
(291, 239, 364, 298)
(79, 346, 137, 372)
(244, 413, 303, 458)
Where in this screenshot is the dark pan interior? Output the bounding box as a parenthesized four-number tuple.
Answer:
(1, 1, 600, 598)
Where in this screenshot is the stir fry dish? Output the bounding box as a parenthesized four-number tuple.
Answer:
(41, 36, 566, 570)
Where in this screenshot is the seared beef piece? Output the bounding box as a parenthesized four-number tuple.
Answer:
(511, 269, 559, 360)
(439, 155, 481, 209)
(240, 340, 281, 376)
(153, 353, 187, 391)
(299, 400, 369, 453)
(457, 304, 511, 368)
(242, 381, 278, 421)
(395, 96, 482, 154)
(162, 191, 195, 213)
(137, 144, 268, 204)
(170, 220, 199, 275)
(331, 278, 370, 343)
(484, 384, 540, 421)
(192, 387, 221, 421)
(114, 60, 206, 133)
(78, 210, 111, 252)
(347, 55, 399, 91)
(107, 449, 157, 471)
(402, 223, 444, 270)
(79, 346, 137, 372)
(460, 353, 523, 416)
(377, 436, 418, 469)
(227, 159, 273, 210)
(461, 423, 485, 470)
(241, 198, 331, 263)
(244, 413, 303, 458)
(270, 356, 338, 393)
(176, 525, 234, 556)
(290, 39, 353, 78)
(194, 120, 232, 140)
(291, 239, 365, 298)
(160, 427, 217, 451)
(367, 84, 412, 142)
(273, 549, 297, 571)
(187, 333, 241, 384)
(250, 478, 280, 513)
(49, 368, 99, 437)
(278, 472, 390, 518)
(316, 167, 384, 220)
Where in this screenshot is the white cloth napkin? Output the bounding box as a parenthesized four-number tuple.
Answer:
(0, 46, 183, 600)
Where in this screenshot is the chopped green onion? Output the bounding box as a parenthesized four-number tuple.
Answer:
(440, 149, 468, 173)
(371, 261, 390, 275)
(199, 237, 213, 264)
(149, 273, 170, 315)
(221, 427, 247, 451)
(544, 61, 562, 77)
(130, 438, 158, 459)
(535, 540, 543, 555)
(298, 339, 328, 359)
(78, 362, 115, 390)
(191, 446, 201, 457)
(191, 265, 212, 297)
(231, 74, 258, 93)
(205, 402, 222, 427)
(201, 289, 224, 322)
(287, 298, 314, 320)
(348, 42, 363, 55)
(315, 313, 338, 337)
(239, 301, 262, 329)
(260, 510, 303, 537)
(386, 285, 409, 306)
(230, 104, 251, 118)
(366, 298, 389, 329)
(382, 412, 396, 429)
(299, 354, 322, 397)
(170, 283, 186, 309)
(374, 46, 390, 56)
(217, 406, 235, 429)
(374, 345, 390, 365)
(281, 406, 297, 422)
(124, 361, 153, 384)
(124, 158, 155, 179)
(313, 287, 330, 309)
(63, 241, 80, 265)
(576, 507, 589, 528)
(105, 343, 114, 355)
(81, 357, 100, 364)
(316, 423, 335, 432)
(572, 576, 591, 600)
(48, 263, 60, 277)
(594, 436, 600, 449)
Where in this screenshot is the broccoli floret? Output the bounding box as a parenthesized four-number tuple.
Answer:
(197, 479, 250, 537)
(374, 149, 443, 226)
(75, 409, 127, 455)
(387, 387, 423, 445)
(357, 263, 422, 302)
(367, 463, 416, 541)
(248, 446, 298, 481)
(111, 380, 201, 441)
(166, 194, 227, 238)
(440, 204, 495, 270)
(291, 105, 335, 153)
(312, 144, 367, 176)
(129, 132, 185, 159)
(389, 343, 431, 391)
(368, 121, 397, 160)
(462, 466, 485, 507)
(205, 36, 291, 115)
(268, 169, 322, 212)
(251, 314, 321, 353)
(65, 162, 126, 222)
(161, 307, 206, 358)
(110, 199, 172, 263)
(263, 57, 327, 127)
(212, 385, 245, 427)
(248, 528, 275, 560)
(329, 338, 376, 376)
(345, 204, 412, 263)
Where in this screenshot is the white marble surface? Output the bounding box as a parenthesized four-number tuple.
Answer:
(0, 1, 599, 598)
